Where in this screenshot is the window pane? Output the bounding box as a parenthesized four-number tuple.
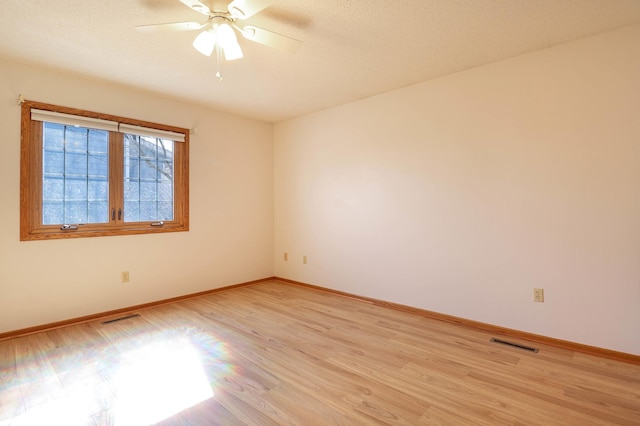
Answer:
(88, 154, 108, 177)
(66, 126, 88, 151)
(42, 123, 109, 225)
(65, 152, 87, 176)
(65, 201, 87, 224)
(42, 201, 64, 224)
(124, 200, 140, 222)
(43, 176, 64, 200)
(124, 181, 139, 202)
(88, 201, 109, 223)
(43, 150, 64, 175)
(140, 182, 156, 201)
(123, 134, 174, 222)
(88, 131, 108, 154)
(88, 178, 108, 200)
(157, 201, 174, 220)
(43, 123, 64, 150)
(139, 201, 156, 221)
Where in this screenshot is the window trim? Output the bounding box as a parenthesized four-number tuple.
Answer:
(20, 100, 189, 241)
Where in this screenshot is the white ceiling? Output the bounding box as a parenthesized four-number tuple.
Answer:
(1, 0, 639, 122)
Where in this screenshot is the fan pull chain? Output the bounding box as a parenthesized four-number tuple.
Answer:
(215, 45, 223, 82)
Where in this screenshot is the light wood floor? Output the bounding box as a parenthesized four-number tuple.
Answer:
(1, 280, 639, 425)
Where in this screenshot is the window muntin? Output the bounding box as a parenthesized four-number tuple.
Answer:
(21, 100, 189, 240)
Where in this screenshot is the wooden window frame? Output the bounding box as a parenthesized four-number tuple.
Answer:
(20, 100, 189, 241)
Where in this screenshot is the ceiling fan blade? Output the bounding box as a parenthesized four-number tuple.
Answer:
(179, 0, 211, 15)
(227, 0, 278, 19)
(238, 25, 301, 53)
(135, 21, 207, 33)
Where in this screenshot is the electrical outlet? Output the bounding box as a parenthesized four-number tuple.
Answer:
(284, 252, 288, 261)
(121, 271, 130, 283)
(303, 256, 308, 264)
(533, 288, 544, 303)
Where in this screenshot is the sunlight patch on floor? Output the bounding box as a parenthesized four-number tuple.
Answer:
(113, 336, 214, 425)
(0, 331, 223, 426)
(0, 392, 99, 426)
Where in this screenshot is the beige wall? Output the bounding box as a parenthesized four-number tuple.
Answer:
(274, 25, 640, 355)
(0, 59, 274, 333)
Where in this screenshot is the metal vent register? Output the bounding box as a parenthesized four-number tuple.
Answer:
(490, 338, 539, 353)
(101, 313, 140, 325)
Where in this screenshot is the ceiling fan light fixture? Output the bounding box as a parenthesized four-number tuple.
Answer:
(137, 0, 301, 80)
(217, 24, 238, 47)
(192, 28, 216, 56)
(223, 41, 243, 61)
(217, 23, 244, 60)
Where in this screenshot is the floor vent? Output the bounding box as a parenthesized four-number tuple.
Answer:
(490, 338, 539, 353)
(101, 314, 140, 325)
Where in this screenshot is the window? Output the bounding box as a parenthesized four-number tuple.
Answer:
(21, 101, 189, 240)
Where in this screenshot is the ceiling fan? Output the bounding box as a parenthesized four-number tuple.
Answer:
(136, 0, 301, 64)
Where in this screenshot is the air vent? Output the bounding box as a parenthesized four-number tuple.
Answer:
(101, 313, 140, 325)
(490, 338, 539, 353)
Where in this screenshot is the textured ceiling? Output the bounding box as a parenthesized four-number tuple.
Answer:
(1, 0, 639, 122)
